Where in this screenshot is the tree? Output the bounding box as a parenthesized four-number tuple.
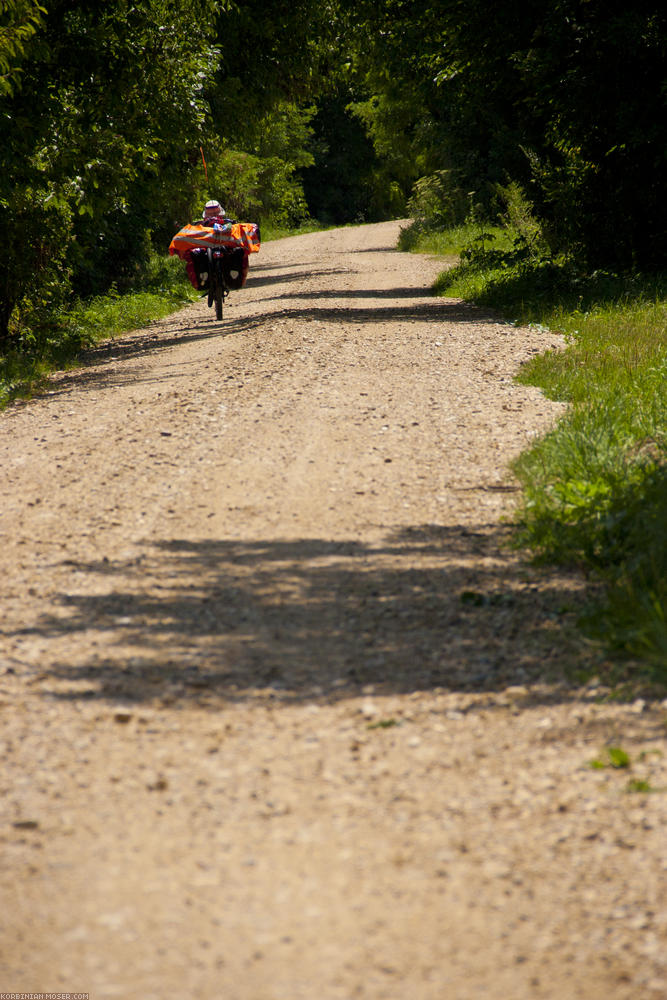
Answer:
(345, 1, 667, 268)
(0, 0, 222, 347)
(195, 0, 344, 227)
(513, 1, 667, 267)
(301, 85, 404, 225)
(0, 0, 44, 97)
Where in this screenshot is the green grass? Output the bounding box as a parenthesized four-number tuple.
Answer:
(0, 252, 197, 408)
(260, 219, 330, 241)
(399, 220, 516, 259)
(406, 223, 667, 680)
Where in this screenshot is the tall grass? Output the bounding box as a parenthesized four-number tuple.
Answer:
(513, 303, 667, 678)
(406, 218, 667, 679)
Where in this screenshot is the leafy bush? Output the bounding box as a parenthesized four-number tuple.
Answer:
(0, 187, 74, 351)
(407, 170, 469, 232)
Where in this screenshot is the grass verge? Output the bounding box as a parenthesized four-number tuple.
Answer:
(0, 253, 198, 409)
(402, 221, 667, 681)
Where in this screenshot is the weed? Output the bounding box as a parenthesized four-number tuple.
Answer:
(626, 779, 654, 793)
(589, 746, 631, 769)
(607, 746, 632, 769)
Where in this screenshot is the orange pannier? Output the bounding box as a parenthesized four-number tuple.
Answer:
(169, 221, 260, 259)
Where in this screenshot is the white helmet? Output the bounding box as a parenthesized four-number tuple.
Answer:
(203, 200, 224, 218)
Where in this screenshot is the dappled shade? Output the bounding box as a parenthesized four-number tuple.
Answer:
(25, 525, 586, 707)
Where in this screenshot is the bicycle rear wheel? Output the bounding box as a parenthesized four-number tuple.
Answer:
(214, 257, 224, 320)
(207, 248, 224, 320)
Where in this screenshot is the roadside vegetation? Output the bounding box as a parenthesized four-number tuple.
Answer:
(400, 186, 667, 680)
(0, 254, 197, 408)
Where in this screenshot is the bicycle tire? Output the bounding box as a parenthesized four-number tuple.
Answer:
(207, 248, 215, 309)
(214, 257, 224, 320)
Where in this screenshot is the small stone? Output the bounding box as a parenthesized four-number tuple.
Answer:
(147, 775, 169, 792)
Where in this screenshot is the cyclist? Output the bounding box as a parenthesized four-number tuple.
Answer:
(184, 200, 233, 290)
(170, 199, 259, 292)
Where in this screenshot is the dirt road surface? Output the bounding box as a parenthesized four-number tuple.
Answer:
(1, 222, 665, 999)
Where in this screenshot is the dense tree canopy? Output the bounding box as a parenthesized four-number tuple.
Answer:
(0, 0, 44, 97)
(1, 0, 666, 348)
(346, 1, 667, 267)
(0, 0, 222, 343)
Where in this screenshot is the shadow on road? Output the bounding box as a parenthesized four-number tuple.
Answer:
(41, 287, 501, 399)
(246, 267, 349, 288)
(213, 299, 499, 334)
(20, 523, 600, 711)
(254, 286, 436, 302)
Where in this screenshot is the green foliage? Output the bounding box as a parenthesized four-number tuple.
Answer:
(588, 747, 661, 791)
(0, 186, 74, 351)
(496, 181, 544, 257)
(626, 779, 654, 794)
(209, 0, 339, 118)
(0, 252, 195, 407)
(0, 0, 45, 96)
(196, 102, 316, 228)
(405, 170, 469, 236)
(589, 747, 631, 770)
(348, 2, 667, 269)
(0, 349, 51, 409)
(580, 462, 667, 672)
(0, 0, 223, 344)
(348, 84, 432, 191)
(301, 86, 403, 225)
(202, 0, 351, 228)
(1, 0, 373, 362)
(515, 310, 667, 676)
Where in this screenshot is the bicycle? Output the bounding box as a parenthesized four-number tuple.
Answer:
(207, 245, 228, 321)
(169, 218, 260, 321)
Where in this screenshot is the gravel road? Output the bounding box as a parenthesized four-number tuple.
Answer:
(1, 221, 665, 999)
